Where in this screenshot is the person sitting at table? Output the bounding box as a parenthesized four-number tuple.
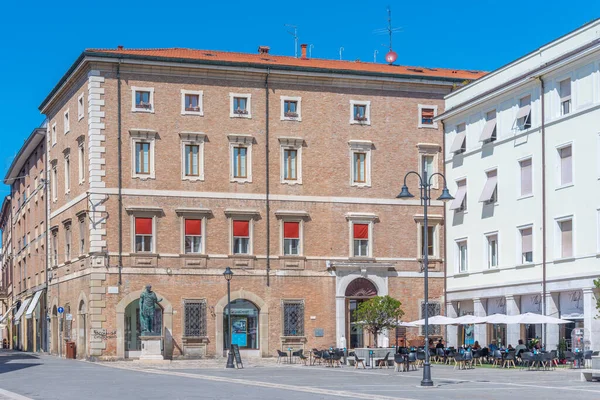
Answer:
(507, 344, 514, 351)
(472, 341, 481, 350)
(428, 338, 434, 349)
(488, 340, 498, 353)
(436, 339, 444, 349)
(514, 339, 527, 356)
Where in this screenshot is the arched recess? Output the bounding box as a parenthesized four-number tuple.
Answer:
(50, 297, 59, 355)
(77, 291, 88, 359)
(214, 290, 269, 357)
(115, 289, 173, 359)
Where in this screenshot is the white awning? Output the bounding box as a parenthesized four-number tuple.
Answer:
(25, 290, 43, 319)
(516, 104, 531, 120)
(479, 118, 497, 142)
(0, 305, 16, 324)
(449, 131, 466, 153)
(479, 173, 498, 202)
(13, 298, 31, 325)
(449, 185, 467, 210)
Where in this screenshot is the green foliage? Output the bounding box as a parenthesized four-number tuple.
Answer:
(594, 278, 600, 318)
(354, 295, 404, 346)
(557, 337, 567, 360)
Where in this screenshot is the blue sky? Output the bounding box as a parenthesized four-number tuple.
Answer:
(0, 0, 598, 194)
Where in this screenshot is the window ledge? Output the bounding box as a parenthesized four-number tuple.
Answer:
(282, 180, 302, 186)
(453, 272, 469, 277)
(133, 108, 154, 114)
(182, 176, 204, 182)
(517, 194, 534, 201)
(556, 184, 574, 191)
(228, 254, 256, 260)
(182, 336, 209, 343)
(129, 252, 158, 257)
(230, 178, 252, 184)
(351, 183, 371, 188)
(417, 257, 443, 263)
(279, 255, 306, 261)
(554, 257, 575, 264)
(133, 175, 156, 181)
(181, 111, 204, 117)
(482, 268, 500, 274)
(348, 257, 376, 262)
(281, 336, 307, 342)
(418, 124, 438, 129)
(516, 262, 535, 269)
(281, 117, 301, 122)
(180, 253, 208, 258)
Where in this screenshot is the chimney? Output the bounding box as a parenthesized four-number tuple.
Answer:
(258, 46, 270, 55)
(117, 45, 124, 51)
(300, 44, 308, 60)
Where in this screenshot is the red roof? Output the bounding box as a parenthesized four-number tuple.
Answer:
(86, 47, 486, 81)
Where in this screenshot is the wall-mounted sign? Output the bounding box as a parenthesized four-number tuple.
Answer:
(314, 328, 324, 337)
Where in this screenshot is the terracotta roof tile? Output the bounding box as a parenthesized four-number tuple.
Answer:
(86, 47, 486, 81)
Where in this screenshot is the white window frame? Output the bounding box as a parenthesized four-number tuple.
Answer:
(414, 215, 442, 259)
(556, 142, 573, 189)
(517, 155, 533, 199)
(78, 141, 85, 184)
(482, 168, 498, 204)
(131, 214, 157, 254)
(77, 93, 85, 121)
(180, 132, 205, 182)
(346, 214, 376, 259)
(349, 100, 371, 125)
(558, 78, 572, 116)
(229, 93, 252, 119)
(78, 214, 86, 255)
(64, 153, 70, 195)
(228, 134, 253, 183)
(130, 130, 157, 180)
(517, 224, 534, 265)
(228, 217, 254, 256)
(51, 164, 58, 203)
(280, 96, 302, 121)
(455, 238, 468, 273)
(516, 94, 532, 130)
(484, 232, 499, 269)
(180, 89, 204, 116)
(278, 137, 303, 185)
(181, 216, 206, 255)
(348, 140, 372, 187)
(63, 109, 70, 134)
(64, 221, 72, 262)
(453, 178, 468, 212)
(554, 215, 574, 260)
(280, 219, 304, 256)
(417, 104, 438, 129)
(131, 86, 155, 113)
(51, 123, 57, 146)
(417, 143, 440, 189)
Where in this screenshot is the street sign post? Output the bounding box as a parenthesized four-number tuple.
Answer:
(57, 307, 64, 314)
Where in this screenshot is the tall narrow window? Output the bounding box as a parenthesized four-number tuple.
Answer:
(559, 219, 573, 258)
(136, 142, 151, 175)
(421, 225, 434, 257)
(559, 145, 572, 186)
(353, 152, 366, 183)
(51, 167, 57, 202)
(135, 217, 153, 253)
(232, 220, 250, 254)
(79, 216, 86, 255)
(233, 147, 247, 178)
(559, 79, 571, 115)
(450, 123, 466, 154)
(421, 155, 434, 179)
(185, 144, 199, 177)
(78, 144, 85, 184)
(283, 221, 300, 255)
(520, 227, 533, 263)
(184, 219, 202, 254)
(353, 223, 369, 257)
(78, 93, 84, 120)
(517, 95, 532, 129)
(64, 223, 72, 261)
(450, 179, 467, 212)
(283, 149, 297, 181)
(479, 169, 498, 204)
(64, 156, 70, 193)
(487, 234, 498, 268)
(519, 158, 532, 196)
(51, 123, 57, 146)
(51, 230, 58, 266)
(282, 300, 305, 336)
(480, 110, 497, 143)
(64, 110, 70, 134)
(457, 240, 468, 272)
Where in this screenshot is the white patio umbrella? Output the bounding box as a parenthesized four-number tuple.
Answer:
(454, 314, 487, 324)
(507, 312, 571, 325)
(483, 313, 512, 324)
(409, 315, 458, 326)
(395, 321, 418, 328)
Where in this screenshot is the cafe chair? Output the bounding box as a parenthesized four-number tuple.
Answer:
(277, 349, 288, 364)
(376, 352, 391, 369)
(353, 353, 366, 369)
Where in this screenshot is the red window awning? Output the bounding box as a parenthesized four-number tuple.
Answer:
(135, 218, 152, 235)
(284, 222, 299, 239)
(233, 220, 249, 237)
(185, 219, 201, 236)
(353, 223, 369, 239)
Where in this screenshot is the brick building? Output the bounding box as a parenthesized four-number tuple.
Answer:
(38, 45, 483, 359)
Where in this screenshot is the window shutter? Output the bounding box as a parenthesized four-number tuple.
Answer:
(521, 228, 532, 253)
(233, 220, 249, 237)
(185, 219, 202, 236)
(559, 79, 571, 100)
(422, 108, 434, 119)
(561, 220, 573, 258)
(520, 159, 532, 195)
(353, 223, 369, 239)
(283, 222, 300, 239)
(560, 146, 572, 185)
(135, 218, 152, 235)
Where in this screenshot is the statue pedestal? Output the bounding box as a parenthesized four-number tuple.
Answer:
(139, 335, 164, 362)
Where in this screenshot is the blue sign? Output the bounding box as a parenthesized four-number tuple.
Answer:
(57, 307, 64, 314)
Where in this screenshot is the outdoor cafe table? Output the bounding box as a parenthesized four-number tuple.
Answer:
(353, 348, 395, 367)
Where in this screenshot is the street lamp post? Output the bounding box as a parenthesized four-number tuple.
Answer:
(223, 267, 235, 369)
(397, 169, 453, 387)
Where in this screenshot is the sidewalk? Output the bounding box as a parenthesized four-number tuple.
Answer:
(96, 356, 283, 370)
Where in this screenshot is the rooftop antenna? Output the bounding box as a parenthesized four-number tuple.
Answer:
(373, 6, 402, 64)
(373, 50, 378, 63)
(285, 24, 298, 58)
(339, 47, 344, 60)
(309, 44, 314, 58)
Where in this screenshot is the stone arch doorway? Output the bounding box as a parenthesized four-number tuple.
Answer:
(215, 290, 268, 357)
(77, 293, 88, 359)
(116, 290, 173, 359)
(345, 278, 378, 348)
(51, 305, 58, 354)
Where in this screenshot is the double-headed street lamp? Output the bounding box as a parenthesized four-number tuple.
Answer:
(223, 267, 235, 369)
(397, 169, 453, 387)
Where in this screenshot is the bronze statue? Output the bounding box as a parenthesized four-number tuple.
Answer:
(139, 285, 162, 335)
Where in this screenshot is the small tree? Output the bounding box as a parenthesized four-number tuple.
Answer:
(354, 295, 404, 347)
(594, 278, 600, 318)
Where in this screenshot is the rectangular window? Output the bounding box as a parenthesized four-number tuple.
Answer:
(421, 302, 441, 335)
(457, 240, 468, 272)
(450, 179, 467, 211)
(353, 223, 369, 257)
(135, 91, 152, 109)
(78, 93, 84, 120)
(184, 145, 199, 177)
(284, 100, 298, 117)
(353, 104, 367, 121)
(283, 149, 297, 180)
(184, 300, 207, 337)
(135, 217, 153, 253)
(64, 223, 71, 261)
(52, 167, 57, 202)
(233, 147, 247, 178)
(487, 234, 498, 268)
(520, 227, 533, 263)
(450, 123, 466, 154)
(79, 216, 86, 255)
(283, 221, 300, 255)
(232, 220, 249, 254)
(559, 79, 571, 115)
(353, 152, 366, 183)
(184, 219, 202, 254)
(559, 145, 572, 186)
(421, 225, 434, 257)
(78, 145, 85, 184)
(517, 95, 532, 129)
(421, 108, 434, 125)
(479, 169, 498, 204)
(135, 142, 151, 175)
(51, 123, 57, 146)
(519, 158, 532, 196)
(421, 155, 434, 179)
(282, 300, 305, 336)
(233, 97, 248, 114)
(64, 110, 70, 134)
(64, 156, 70, 193)
(184, 94, 200, 112)
(480, 110, 497, 142)
(559, 219, 573, 258)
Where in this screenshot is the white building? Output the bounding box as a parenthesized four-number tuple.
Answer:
(439, 19, 600, 351)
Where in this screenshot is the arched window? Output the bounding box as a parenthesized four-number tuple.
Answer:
(345, 278, 377, 298)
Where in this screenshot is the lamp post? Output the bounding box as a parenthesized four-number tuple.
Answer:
(397, 169, 453, 387)
(223, 267, 235, 368)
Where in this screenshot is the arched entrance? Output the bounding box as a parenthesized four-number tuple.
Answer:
(124, 299, 163, 358)
(77, 298, 87, 358)
(51, 305, 58, 354)
(345, 278, 378, 348)
(223, 299, 259, 350)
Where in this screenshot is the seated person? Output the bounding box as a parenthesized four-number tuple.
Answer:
(507, 344, 514, 351)
(436, 339, 444, 349)
(488, 340, 498, 352)
(514, 339, 527, 356)
(472, 341, 481, 350)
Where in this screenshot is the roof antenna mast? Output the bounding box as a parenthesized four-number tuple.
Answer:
(285, 24, 298, 58)
(373, 6, 401, 64)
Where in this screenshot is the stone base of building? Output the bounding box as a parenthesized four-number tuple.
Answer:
(139, 336, 164, 362)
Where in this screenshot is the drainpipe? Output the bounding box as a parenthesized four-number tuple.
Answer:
(43, 172, 49, 352)
(117, 61, 123, 286)
(265, 68, 271, 287)
(538, 77, 548, 346)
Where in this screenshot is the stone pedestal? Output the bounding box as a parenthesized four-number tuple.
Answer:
(139, 335, 164, 362)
